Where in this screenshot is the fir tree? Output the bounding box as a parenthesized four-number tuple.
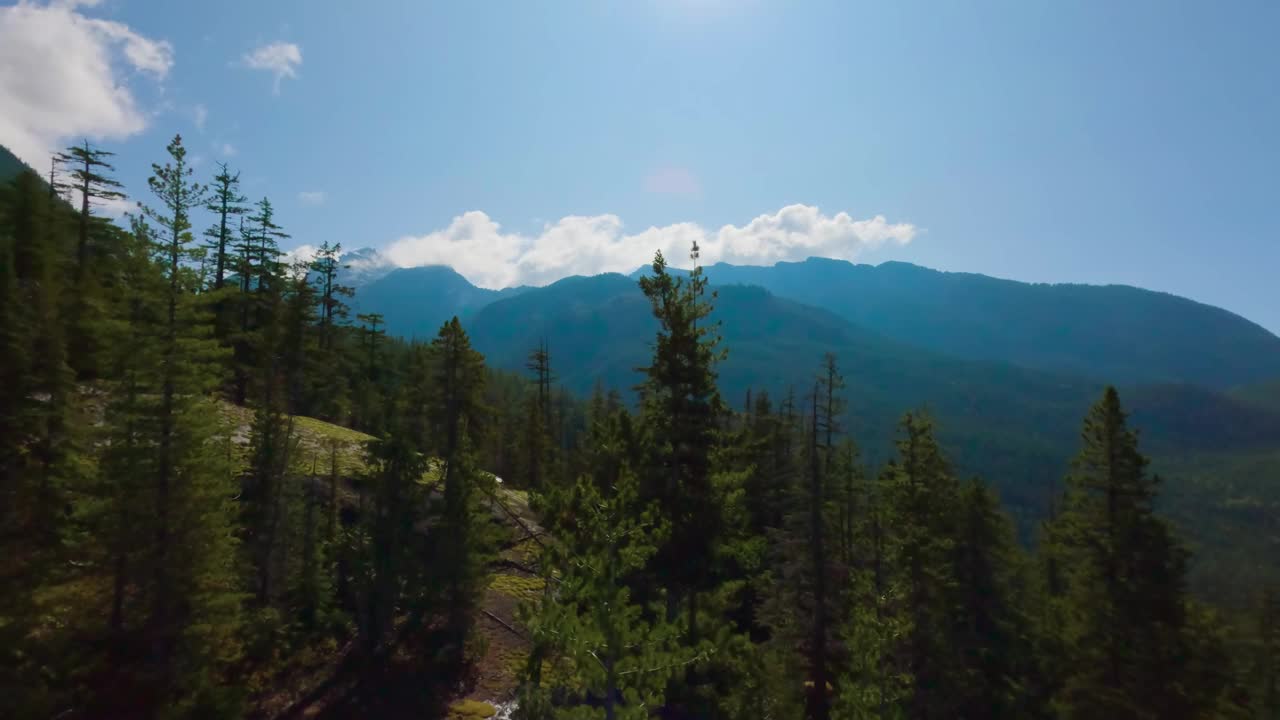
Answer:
(882, 412, 964, 720)
(55, 139, 125, 274)
(636, 242, 725, 643)
(202, 162, 248, 291)
(0, 169, 85, 718)
(54, 140, 126, 377)
(1049, 386, 1198, 720)
(427, 317, 495, 662)
(523, 340, 557, 491)
(134, 134, 244, 715)
(952, 478, 1031, 718)
(520, 458, 682, 719)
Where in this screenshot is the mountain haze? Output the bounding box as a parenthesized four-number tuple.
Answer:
(350, 252, 1280, 391)
(635, 257, 1280, 389)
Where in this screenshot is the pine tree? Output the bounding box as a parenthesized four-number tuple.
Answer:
(354, 408, 429, 656)
(759, 358, 850, 720)
(308, 241, 354, 420)
(55, 139, 125, 275)
(202, 162, 249, 292)
(310, 241, 352, 352)
(636, 242, 725, 644)
(426, 317, 495, 662)
(522, 340, 557, 491)
(952, 478, 1030, 718)
(133, 134, 244, 715)
(54, 140, 126, 378)
(353, 312, 387, 434)
(881, 412, 964, 720)
(835, 431, 912, 720)
(1048, 386, 1197, 720)
(519, 454, 682, 719)
(0, 168, 86, 718)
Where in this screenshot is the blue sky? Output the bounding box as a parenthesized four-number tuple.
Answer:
(3, 0, 1278, 331)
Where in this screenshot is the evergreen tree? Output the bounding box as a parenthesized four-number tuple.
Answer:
(0, 169, 86, 718)
(952, 478, 1030, 718)
(134, 134, 244, 715)
(354, 408, 429, 656)
(54, 140, 127, 377)
(522, 340, 557, 491)
(1048, 386, 1200, 720)
(310, 241, 352, 352)
(520, 450, 681, 719)
(881, 412, 963, 720)
(202, 162, 248, 292)
(308, 241, 354, 420)
(426, 317, 495, 662)
(55, 139, 125, 275)
(636, 242, 725, 644)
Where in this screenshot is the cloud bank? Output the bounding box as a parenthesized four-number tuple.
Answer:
(0, 0, 173, 169)
(242, 41, 302, 94)
(383, 204, 917, 289)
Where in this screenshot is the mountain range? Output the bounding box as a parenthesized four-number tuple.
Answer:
(337, 248, 1280, 595)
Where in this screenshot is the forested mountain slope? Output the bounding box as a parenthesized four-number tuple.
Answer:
(350, 265, 529, 340)
(637, 257, 1280, 389)
(349, 249, 1280, 393)
(0, 144, 34, 183)
(464, 273, 1280, 527)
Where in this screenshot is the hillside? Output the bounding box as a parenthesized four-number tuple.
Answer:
(351, 265, 529, 340)
(348, 252, 1280, 392)
(0, 144, 35, 183)
(636, 258, 1280, 390)
(464, 274, 1280, 531)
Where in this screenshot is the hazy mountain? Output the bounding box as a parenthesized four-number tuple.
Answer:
(0, 144, 36, 184)
(633, 257, 1280, 390)
(351, 265, 529, 340)
(463, 273, 1280, 524)
(337, 246, 398, 287)
(353, 252, 1280, 393)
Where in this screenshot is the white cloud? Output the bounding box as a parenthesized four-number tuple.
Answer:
(193, 103, 207, 131)
(383, 204, 917, 289)
(94, 193, 136, 219)
(644, 166, 701, 196)
(283, 243, 318, 266)
(0, 0, 173, 169)
(242, 41, 301, 94)
(297, 190, 326, 206)
(217, 142, 236, 157)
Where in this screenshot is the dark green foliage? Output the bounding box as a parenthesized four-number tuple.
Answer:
(426, 318, 497, 661)
(55, 140, 125, 273)
(203, 162, 249, 292)
(880, 413, 964, 719)
(519, 444, 680, 719)
(1046, 387, 1223, 719)
(636, 245, 725, 646)
(0, 136, 1274, 720)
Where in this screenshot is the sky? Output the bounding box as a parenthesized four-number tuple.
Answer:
(3, 0, 1278, 331)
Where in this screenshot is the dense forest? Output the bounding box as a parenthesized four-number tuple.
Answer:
(2, 135, 1278, 719)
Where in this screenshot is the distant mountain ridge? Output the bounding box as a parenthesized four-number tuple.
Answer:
(350, 253, 1280, 391)
(459, 272, 1280, 523)
(632, 257, 1280, 390)
(350, 264, 530, 340)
